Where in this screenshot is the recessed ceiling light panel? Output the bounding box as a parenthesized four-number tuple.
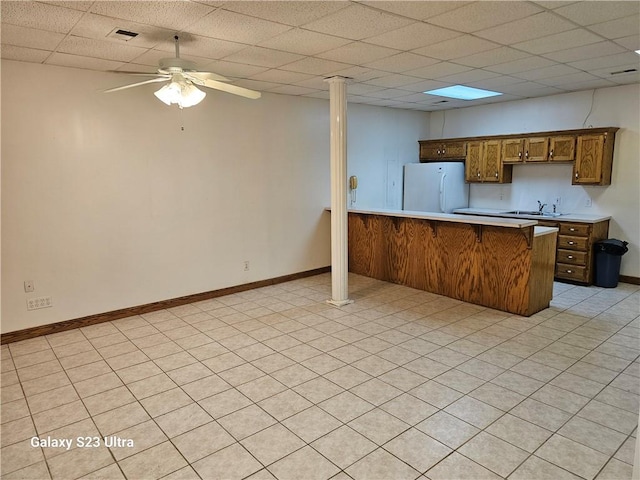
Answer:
(423, 85, 503, 100)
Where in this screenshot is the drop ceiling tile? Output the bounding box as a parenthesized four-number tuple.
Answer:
(114, 63, 158, 73)
(328, 66, 385, 82)
(70, 13, 174, 49)
(366, 88, 420, 99)
(222, 1, 348, 27)
(521, 86, 565, 97)
(513, 64, 581, 81)
(200, 60, 269, 78)
(233, 79, 282, 92)
(280, 57, 351, 75)
(1, 23, 65, 51)
(609, 71, 640, 85)
(467, 75, 527, 89)
(565, 78, 618, 90)
(267, 85, 320, 96)
(363, 52, 440, 73)
(347, 83, 386, 95)
(485, 56, 557, 75)
(129, 49, 215, 69)
(614, 35, 640, 51)
(426, 1, 543, 33)
(413, 35, 500, 61)
(317, 42, 399, 65)
(302, 4, 414, 41)
(249, 69, 314, 84)
(437, 68, 501, 84)
(537, 71, 602, 86)
(347, 94, 378, 104)
(360, 1, 471, 20)
(45, 52, 125, 71)
(293, 76, 330, 90)
(532, 1, 577, 9)
(364, 74, 425, 88)
(90, 1, 214, 30)
(405, 61, 472, 79)
(48, 1, 94, 11)
(221, 46, 303, 68)
(543, 41, 626, 63)
(569, 52, 640, 71)
(1, 44, 51, 62)
(154, 35, 246, 60)
(303, 91, 330, 100)
(393, 92, 438, 103)
(455, 47, 530, 68)
(498, 81, 563, 96)
(513, 29, 604, 55)
(396, 79, 450, 93)
(364, 22, 461, 50)
(57, 36, 149, 62)
(188, 9, 291, 44)
(475, 12, 575, 45)
(590, 63, 640, 79)
(258, 28, 351, 56)
(552, 1, 639, 26)
(589, 15, 640, 40)
(1, 1, 84, 33)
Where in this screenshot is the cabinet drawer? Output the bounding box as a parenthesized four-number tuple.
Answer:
(559, 223, 590, 236)
(557, 249, 587, 266)
(558, 235, 588, 251)
(556, 264, 588, 282)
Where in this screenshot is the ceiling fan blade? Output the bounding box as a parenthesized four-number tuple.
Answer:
(109, 71, 166, 77)
(185, 71, 230, 82)
(201, 79, 262, 99)
(104, 77, 168, 93)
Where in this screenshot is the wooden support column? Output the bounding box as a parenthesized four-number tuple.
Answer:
(325, 76, 352, 307)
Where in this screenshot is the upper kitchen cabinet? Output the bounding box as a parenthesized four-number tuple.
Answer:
(419, 140, 466, 161)
(466, 140, 512, 183)
(502, 136, 574, 163)
(573, 130, 616, 185)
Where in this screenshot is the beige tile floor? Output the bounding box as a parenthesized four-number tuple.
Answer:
(1, 273, 638, 480)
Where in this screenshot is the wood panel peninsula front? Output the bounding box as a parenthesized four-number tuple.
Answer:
(346, 209, 557, 317)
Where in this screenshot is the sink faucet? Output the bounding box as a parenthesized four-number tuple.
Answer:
(537, 200, 547, 213)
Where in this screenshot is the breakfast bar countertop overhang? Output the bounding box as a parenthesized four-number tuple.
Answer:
(332, 208, 558, 317)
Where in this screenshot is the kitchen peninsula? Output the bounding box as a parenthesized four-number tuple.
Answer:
(346, 208, 557, 317)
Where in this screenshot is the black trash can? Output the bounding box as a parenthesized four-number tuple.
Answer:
(594, 239, 628, 288)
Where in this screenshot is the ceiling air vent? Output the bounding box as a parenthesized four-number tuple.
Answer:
(432, 100, 449, 105)
(610, 68, 637, 75)
(107, 28, 139, 41)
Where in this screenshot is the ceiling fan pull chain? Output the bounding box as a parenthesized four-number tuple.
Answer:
(175, 35, 180, 59)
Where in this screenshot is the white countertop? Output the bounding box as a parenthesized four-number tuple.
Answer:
(535, 226, 559, 237)
(332, 207, 538, 229)
(454, 208, 611, 224)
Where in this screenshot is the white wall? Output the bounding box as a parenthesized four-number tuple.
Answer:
(428, 85, 640, 278)
(1, 60, 429, 334)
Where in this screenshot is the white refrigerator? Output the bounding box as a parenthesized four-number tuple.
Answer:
(403, 162, 469, 213)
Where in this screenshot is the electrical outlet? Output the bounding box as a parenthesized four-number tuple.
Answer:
(243, 261, 250, 271)
(24, 280, 34, 293)
(27, 296, 52, 311)
(585, 197, 592, 207)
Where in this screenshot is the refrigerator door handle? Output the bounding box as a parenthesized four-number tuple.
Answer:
(439, 173, 446, 213)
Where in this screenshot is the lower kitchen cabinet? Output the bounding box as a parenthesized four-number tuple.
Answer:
(538, 219, 609, 285)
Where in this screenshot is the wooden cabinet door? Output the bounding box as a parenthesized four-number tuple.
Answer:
(465, 142, 483, 182)
(441, 141, 467, 159)
(549, 136, 575, 162)
(420, 142, 442, 161)
(524, 137, 549, 162)
(502, 139, 524, 163)
(574, 134, 604, 184)
(482, 140, 502, 182)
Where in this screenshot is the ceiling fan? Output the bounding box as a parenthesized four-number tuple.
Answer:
(104, 35, 261, 108)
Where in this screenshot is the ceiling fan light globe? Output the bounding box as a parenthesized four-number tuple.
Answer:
(154, 83, 182, 105)
(179, 84, 206, 108)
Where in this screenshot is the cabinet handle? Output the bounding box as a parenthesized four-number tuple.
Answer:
(575, 172, 579, 179)
(568, 241, 575, 245)
(495, 171, 498, 178)
(443, 149, 446, 155)
(525, 150, 529, 159)
(566, 270, 573, 274)
(437, 149, 441, 154)
(569, 228, 576, 231)
(477, 171, 481, 178)
(549, 149, 554, 158)
(518, 151, 522, 159)
(567, 255, 574, 259)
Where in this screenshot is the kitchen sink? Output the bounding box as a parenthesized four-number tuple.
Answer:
(505, 210, 563, 217)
